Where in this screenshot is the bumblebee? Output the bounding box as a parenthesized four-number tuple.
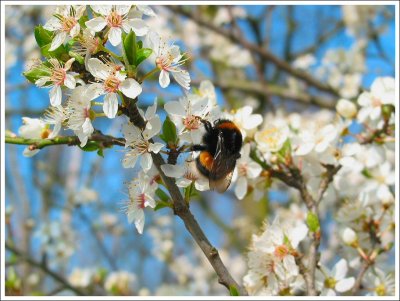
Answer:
(192, 119, 243, 193)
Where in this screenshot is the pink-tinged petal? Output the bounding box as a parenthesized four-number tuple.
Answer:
(90, 5, 112, 16)
(140, 152, 152, 172)
(70, 23, 80, 37)
(148, 142, 164, 154)
(49, 31, 67, 51)
(335, 277, 355, 293)
(119, 78, 142, 99)
(159, 70, 170, 88)
(85, 17, 107, 32)
(171, 70, 190, 90)
(64, 74, 76, 89)
(87, 58, 110, 80)
(123, 18, 148, 36)
(234, 176, 247, 200)
(164, 100, 185, 117)
(49, 85, 62, 106)
(108, 27, 122, 46)
(122, 151, 138, 168)
(161, 164, 185, 178)
(43, 17, 62, 31)
(116, 5, 131, 16)
(103, 93, 119, 118)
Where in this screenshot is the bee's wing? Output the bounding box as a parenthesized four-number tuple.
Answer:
(209, 132, 237, 193)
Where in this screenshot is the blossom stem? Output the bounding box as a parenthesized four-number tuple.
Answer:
(100, 45, 123, 62)
(140, 67, 159, 83)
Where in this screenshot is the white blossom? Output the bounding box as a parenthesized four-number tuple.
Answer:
(86, 5, 148, 46)
(44, 5, 86, 51)
(35, 58, 76, 106)
(318, 259, 355, 296)
(87, 58, 142, 118)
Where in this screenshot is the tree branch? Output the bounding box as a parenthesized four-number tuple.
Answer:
(122, 96, 248, 296)
(168, 6, 339, 97)
(5, 133, 125, 150)
(5, 241, 86, 296)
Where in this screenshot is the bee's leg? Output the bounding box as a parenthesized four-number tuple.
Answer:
(200, 120, 213, 133)
(191, 144, 207, 152)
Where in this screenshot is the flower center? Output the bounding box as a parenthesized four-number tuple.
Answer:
(324, 277, 337, 289)
(137, 193, 146, 209)
(104, 75, 120, 93)
(375, 284, 386, 296)
(238, 163, 247, 176)
(372, 97, 382, 107)
(183, 115, 201, 130)
(259, 128, 280, 148)
(51, 68, 67, 86)
(274, 245, 289, 260)
(106, 11, 123, 28)
(135, 139, 150, 154)
(41, 128, 51, 139)
(61, 16, 77, 32)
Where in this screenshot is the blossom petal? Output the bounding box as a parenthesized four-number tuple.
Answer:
(335, 277, 355, 293)
(283, 255, 299, 276)
(64, 74, 76, 89)
(49, 31, 67, 51)
(122, 151, 138, 168)
(234, 177, 248, 200)
(123, 18, 148, 36)
(43, 17, 62, 31)
(159, 70, 170, 88)
(82, 118, 94, 136)
(23, 148, 40, 157)
(87, 58, 110, 80)
(85, 17, 107, 32)
(164, 101, 185, 117)
(161, 164, 185, 178)
(148, 142, 164, 154)
(108, 27, 122, 46)
(172, 70, 190, 90)
(145, 100, 157, 120)
(333, 259, 348, 280)
(116, 5, 131, 15)
(140, 152, 152, 172)
(90, 5, 112, 16)
(49, 85, 62, 106)
(127, 206, 144, 234)
(136, 5, 156, 17)
(70, 23, 80, 38)
(143, 116, 161, 139)
(119, 79, 142, 99)
(103, 93, 119, 118)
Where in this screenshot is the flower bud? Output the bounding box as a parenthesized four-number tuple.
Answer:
(336, 99, 357, 119)
(342, 227, 358, 246)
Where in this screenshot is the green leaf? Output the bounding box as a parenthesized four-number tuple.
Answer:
(34, 25, 53, 47)
(23, 63, 51, 84)
(156, 188, 170, 202)
(229, 285, 239, 296)
(306, 212, 320, 233)
(97, 148, 104, 158)
(161, 117, 177, 145)
(136, 48, 152, 66)
(68, 51, 84, 65)
(278, 139, 291, 157)
(79, 141, 100, 152)
(34, 25, 68, 59)
(123, 30, 137, 66)
(154, 201, 172, 211)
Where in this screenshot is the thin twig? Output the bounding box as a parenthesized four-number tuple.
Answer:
(5, 242, 86, 296)
(168, 6, 339, 97)
(5, 133, 125, 150)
